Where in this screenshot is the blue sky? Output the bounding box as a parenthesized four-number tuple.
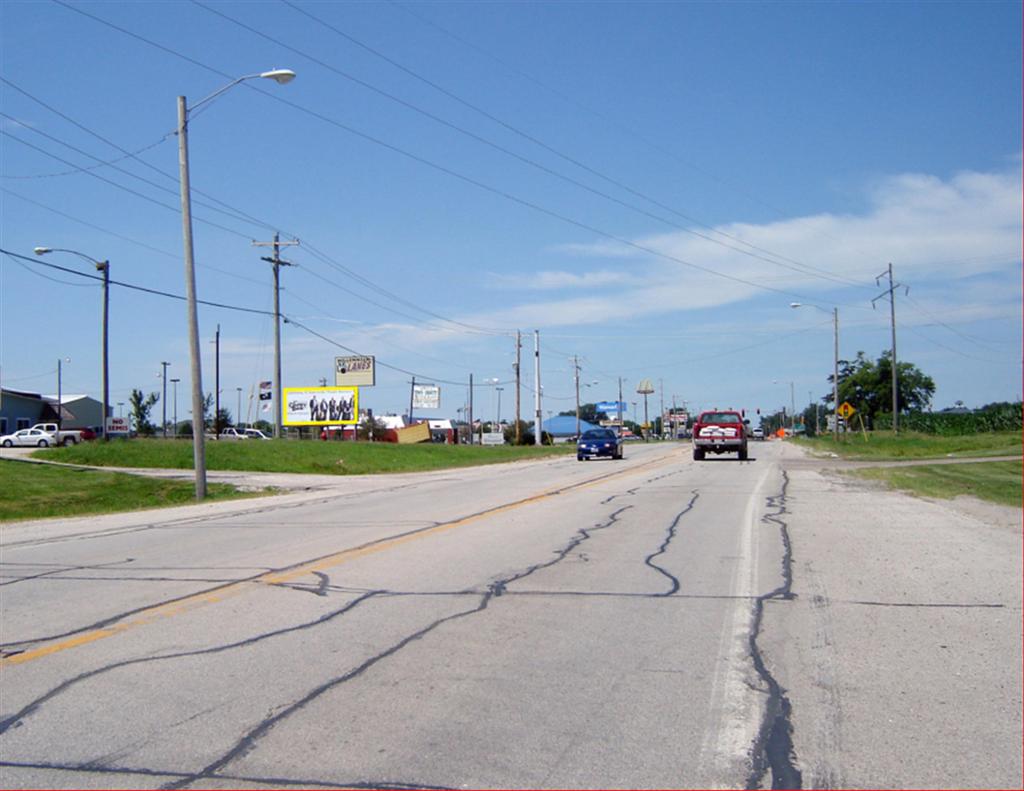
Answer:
(1, 0, 1021, 426)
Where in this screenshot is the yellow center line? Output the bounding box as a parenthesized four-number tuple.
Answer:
(2, 452, 677, 667)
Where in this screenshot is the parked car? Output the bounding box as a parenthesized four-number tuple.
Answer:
(243, 428, 271, 440)
(577, 428, 624, 461)
(1, 428, 56, 447)
(28, 423, 88, 446)
(692, 410, 749, 461)
(218, 427, 249, 440)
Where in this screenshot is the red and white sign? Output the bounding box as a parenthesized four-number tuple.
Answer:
(106, 416, 130, 434)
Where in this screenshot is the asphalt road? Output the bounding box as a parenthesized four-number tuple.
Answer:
(1, 441, 1020, 789)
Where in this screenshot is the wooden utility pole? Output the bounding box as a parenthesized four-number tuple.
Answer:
(514, 331, 522, 444)
(253, 233, 299, 438)
(873, 263, 905, 433)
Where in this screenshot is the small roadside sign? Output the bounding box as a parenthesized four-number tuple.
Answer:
(837, 402, 856, 419)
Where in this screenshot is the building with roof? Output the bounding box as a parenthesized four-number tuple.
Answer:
(0, 388, 107, 435)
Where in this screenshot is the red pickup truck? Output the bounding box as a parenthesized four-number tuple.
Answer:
(692, 410, 749, 461)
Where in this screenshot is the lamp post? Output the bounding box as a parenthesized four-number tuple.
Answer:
(791, 302, 840, 441)
(236, 387, 242, 428)
(495, 386, 503, 428)
(178, 68, 296, 499)
(170, 378, 180, 437)
(35, 247, 109, 438)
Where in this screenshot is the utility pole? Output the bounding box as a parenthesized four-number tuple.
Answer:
(659, 379, 664, 440)
(98, 259, 110, 440)
(468, 374, 474, 445)
(56, 358, 63, 429)
(171, 378, 180, 437)
(161, 361, 170, 438)
(409, 376, 416, 424)
(533, 330, 542, 446)
(212, 324, 220, 437)
(253, 233, 299, 439)
(832, 307, 840, 441)
(514, 330, 522, 444)
(573, 354, 581, 438)
(790, 381, 795, 431)
(617, 377, 624, 431)
(873, 263, 906, 433)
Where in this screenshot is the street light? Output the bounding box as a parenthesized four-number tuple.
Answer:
(35, 247, 110, 439)
(791, 302, 840, 441)
(178, 68, 296, 499)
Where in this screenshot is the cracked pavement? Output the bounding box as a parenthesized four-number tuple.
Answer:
(1, 441, 1019, 789)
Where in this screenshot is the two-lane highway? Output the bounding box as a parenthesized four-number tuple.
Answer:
(1, 443, 790, 789)
(2, 440, 1020, 789)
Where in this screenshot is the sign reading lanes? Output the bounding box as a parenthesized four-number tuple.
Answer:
(335, 356, 375, 387)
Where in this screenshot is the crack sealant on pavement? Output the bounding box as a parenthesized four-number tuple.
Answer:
(746, 470, 802, 790)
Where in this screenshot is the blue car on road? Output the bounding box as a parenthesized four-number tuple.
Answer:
(577, 428, 624, 461)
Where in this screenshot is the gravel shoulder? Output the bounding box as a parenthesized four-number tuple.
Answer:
(765, 441, 1022, 788)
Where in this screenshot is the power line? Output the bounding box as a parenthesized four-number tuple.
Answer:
(48, 0, 870, 312)
(206, 0, 870, 290)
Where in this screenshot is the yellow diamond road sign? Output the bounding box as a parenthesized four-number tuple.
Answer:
(838, 402, 856, 419)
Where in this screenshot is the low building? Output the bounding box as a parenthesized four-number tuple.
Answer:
(0, 389, 107, 435)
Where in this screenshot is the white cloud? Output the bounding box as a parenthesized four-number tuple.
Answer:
(487, 269, 633, 290)
(463, 161, 1023, 330)
(300, 161, 1022, 355)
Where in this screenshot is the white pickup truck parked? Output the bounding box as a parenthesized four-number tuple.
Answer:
(29, 423, 91, 446)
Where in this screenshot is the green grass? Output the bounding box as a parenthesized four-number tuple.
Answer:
(796, 430, 1021, 460)
(0, 460, 263, 522)
(851, 460, 1022, 508)
(34, 437, 575, 475)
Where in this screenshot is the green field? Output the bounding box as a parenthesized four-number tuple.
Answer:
(793, 430, 1021, 508)
(34, 437, 575, 475)
(0, 460, 261, 522)
(797, 430, 1021, 460)
(852, 460, 1022, 508)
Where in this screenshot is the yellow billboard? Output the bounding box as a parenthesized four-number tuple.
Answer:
(283, 387, 359, 426)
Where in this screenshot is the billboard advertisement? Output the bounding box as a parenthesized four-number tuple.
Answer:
(596, 401, 627, 414)
(335, 356, 375, 387)
(412, 384, 441, 410)
(283, 387, 359, 426)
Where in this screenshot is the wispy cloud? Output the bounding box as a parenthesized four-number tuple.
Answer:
(304, 161, 1022, 355)
(486, 269, 633, 290)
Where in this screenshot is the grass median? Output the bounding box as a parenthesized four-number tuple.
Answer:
(795, 430, 1021, 507)
(33, 437, 576, 475)
(852, 460, 1021, 508)
(0, 460, 263, 522)
(796, 430, 1021, 460)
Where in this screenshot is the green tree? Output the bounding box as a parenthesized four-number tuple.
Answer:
(557, 403, 603, 424)
(827, 351, 935, 427)
(356, 414, 388, 441)
(129, 388, 159, 436)
(213, 407, 232, 434)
